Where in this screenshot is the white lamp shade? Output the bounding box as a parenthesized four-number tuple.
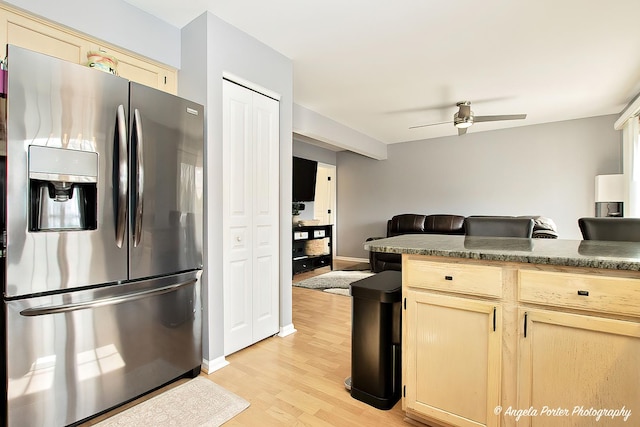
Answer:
(595, 174, 624, 202)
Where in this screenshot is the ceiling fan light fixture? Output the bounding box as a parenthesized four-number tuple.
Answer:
(454, 120, 473, 129)
(454, 112, 474, 128)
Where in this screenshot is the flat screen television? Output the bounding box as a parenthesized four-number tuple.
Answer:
(293, 156, 317, 202)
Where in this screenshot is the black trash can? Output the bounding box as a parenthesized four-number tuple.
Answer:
(349, 270, 402, 410)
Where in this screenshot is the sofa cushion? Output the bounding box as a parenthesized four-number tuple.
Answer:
(388, 214, 427, 236)
(424, 214, 465, 234)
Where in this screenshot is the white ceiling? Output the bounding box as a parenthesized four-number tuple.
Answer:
(124, 0, 640, 144)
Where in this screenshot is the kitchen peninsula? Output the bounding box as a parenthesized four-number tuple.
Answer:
(365, 235, 640, 427)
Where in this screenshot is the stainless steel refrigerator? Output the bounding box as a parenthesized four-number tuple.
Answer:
(1, 45, 204, 426)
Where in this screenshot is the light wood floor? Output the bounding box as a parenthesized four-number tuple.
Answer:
(86, 260, 409, 426)
(206, 260, 407, 426)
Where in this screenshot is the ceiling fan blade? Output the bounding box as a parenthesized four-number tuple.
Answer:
(387, 97, 514, 114)
(474, 114, 527, 123)
(458, 127, 467, 136)
(409, 120, 453, 129)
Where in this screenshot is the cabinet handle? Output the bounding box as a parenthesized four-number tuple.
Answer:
(524, 312, 528, 338)
(444, 275, 453, 281)
(577, 290, 589, 296)
(493, 307, 496, 332)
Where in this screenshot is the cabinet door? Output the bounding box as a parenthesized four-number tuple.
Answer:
(518, 309, 640, 427)
(0, 9, 88, 63)
(0, 6, 177, 94)
(93, 45, 177, 94)
(404, 290, 501, 427)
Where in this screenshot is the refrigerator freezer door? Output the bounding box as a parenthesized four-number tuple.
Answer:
(129, 82, 204, 279)
(5, 271, 202, 427)
(5, 46, 129, 296)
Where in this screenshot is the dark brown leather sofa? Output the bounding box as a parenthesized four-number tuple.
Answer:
(368, 214, 558, 273)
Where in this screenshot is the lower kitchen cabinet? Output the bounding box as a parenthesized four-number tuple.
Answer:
(402, 254, 640, 427)
(517, 309, 640, 427)
(404, 290, 501, 427)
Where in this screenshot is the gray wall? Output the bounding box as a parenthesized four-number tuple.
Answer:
(337, 115, 622, 259)
(293, 138, 337, 165)
(4, 0, 180, 68)
(181, 12, 293, 365)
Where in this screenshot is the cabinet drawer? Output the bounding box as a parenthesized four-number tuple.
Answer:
(518, 270, 640, 317)
(405, 259, 502, 298)
(314, 256, 331, 268)
(293, 231, 309, 240)
(293, 258, 312, 274)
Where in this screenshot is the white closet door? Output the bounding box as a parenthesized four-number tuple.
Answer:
(223, 80, 279, 355)
(223, 82, 253, 355)
(251, 93, 280, 342)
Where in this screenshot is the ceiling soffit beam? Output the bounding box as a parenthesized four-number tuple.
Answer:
(292, 104, 387, 160)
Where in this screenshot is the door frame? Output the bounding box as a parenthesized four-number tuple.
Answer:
(314, 162, 337, 258)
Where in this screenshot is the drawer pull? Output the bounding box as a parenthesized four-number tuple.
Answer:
(577, 290, 589, 296)
(444, 275, 453, 281)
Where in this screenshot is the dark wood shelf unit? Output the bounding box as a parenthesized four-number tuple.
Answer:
(292, 224, 333, 275)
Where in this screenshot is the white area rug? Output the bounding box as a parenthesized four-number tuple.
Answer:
(294, 270, 374, 290)
(95, 377, 249, 427)
(323, 288, 351, 296)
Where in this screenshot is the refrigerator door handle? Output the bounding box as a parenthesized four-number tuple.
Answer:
(115, 104, 128, 248)
(19, 278, 197, 316)
(133, 108, 144, 247)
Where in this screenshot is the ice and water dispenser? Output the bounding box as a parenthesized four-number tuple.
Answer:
(28, 146, 98, 231)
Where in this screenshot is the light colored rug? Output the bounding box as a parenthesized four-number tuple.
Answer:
(95, 377, 249, 427)
(294, 270, 374, 290)
(323, 288, 351, 296)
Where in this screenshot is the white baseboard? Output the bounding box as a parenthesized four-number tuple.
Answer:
(335, 255, 369, 263)
(278, 323, 297, 337)
(201, 356, 229, 374)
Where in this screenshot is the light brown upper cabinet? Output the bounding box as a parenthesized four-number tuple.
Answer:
(0, 5, 177, 94)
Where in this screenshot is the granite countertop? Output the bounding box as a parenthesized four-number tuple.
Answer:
(364, 234, 640, 271)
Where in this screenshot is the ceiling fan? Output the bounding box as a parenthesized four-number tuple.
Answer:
(409, 101, 527, 135)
